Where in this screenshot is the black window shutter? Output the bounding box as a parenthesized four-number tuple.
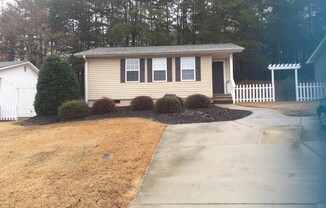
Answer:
(167, 58, 172, 82)
(120, 59, 125, 83)
(147, 58, 152, 82)
(195, 57, 201, 81)
(175, 57, 181, 82)
(140, 59, 145, 82)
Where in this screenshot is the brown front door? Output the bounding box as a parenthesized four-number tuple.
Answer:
(212, 62, 224, 94)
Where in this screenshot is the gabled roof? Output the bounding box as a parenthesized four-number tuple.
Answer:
(307, 36, 326, 64)
(74, 43, 244, 58)
(0, 61, 27, 68)
(0, 61, 39, 73)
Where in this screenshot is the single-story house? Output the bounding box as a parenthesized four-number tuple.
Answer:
(74, 44, 244, 106)
(307, 35, 326, 82)
(0, 61, 39, 120)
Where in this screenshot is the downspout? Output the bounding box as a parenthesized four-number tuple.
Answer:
(83, 55, 88, 103)
(229, 53, 236, 103)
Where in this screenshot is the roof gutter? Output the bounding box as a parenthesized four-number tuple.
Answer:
(74, 48, 244, 59)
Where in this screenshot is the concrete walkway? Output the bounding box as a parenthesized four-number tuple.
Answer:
(130, 105, 326, 208)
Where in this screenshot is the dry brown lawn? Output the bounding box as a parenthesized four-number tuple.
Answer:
(0, 118, 165, 208)
(237, 101, 319, 116)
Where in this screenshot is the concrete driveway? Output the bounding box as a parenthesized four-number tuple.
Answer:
(130, 105, 326, 208)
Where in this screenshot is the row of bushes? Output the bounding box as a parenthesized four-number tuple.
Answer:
(58, 97, 116, 121)
(58, 94, 211, 120)
(131, 94, 211, 113)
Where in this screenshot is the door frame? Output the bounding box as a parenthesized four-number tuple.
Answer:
(212, 60, 226, 94)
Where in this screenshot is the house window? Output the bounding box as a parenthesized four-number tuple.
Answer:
(126, 59, 140, 82)
(153, 58, 167, 82)
(181, 57, 195, 81)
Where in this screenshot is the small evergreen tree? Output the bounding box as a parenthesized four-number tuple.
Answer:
(34, 54, 80, 115)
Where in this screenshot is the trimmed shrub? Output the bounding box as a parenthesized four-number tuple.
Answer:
(34, 54, 80, 115)
(185, 94, 211, 109)
(130, 96, 154, 111)
(163, 94, 184, 109)
(91, 97, 116, 114)
(58, 100, 89, 120)
(154, 97, 182, 114)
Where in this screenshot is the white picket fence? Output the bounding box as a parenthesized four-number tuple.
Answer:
(0, 82, 37, 121)
(297, 82, 326, 101)
(0, 89, 17, 121)
(234, 83, 274, 103)
(0, 105, 17, 120)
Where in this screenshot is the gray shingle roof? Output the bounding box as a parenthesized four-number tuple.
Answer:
(0, 61, 28, 69)
(0, 61, 39, 73)
(74, 43, 244, 58)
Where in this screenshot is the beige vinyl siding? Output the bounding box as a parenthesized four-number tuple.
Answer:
(87, 56, 213, 101)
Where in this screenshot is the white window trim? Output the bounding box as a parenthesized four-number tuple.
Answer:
(152, 58, 167, 82)
(181, 57, 196, 81)
(125, 58, 140, 83)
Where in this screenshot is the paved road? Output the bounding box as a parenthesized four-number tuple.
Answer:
(130, 105, 326, 208)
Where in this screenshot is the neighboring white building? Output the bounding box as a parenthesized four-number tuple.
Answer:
(0, 61, 39, 120)
(307, 36, 326, 82)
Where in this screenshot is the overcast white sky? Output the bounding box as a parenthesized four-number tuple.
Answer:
(1, 0, 14, 7)
(3, 0, 13, 3)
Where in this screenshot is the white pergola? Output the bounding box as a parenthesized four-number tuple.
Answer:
(268, 63, 301, 101)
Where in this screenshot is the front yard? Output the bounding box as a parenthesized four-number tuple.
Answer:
(1, 101, 313, 207)
(0, 118, 165, 208)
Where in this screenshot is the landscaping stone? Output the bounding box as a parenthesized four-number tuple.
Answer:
(19, 105, 252, 126)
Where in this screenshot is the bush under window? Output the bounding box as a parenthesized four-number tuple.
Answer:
(91, 97, 116, 114)
(163, 94, 184, 109)
(155, 96, 182, 114)
(185, 94, 211, 109)
(58, 100, 89, 120)
(130, 96, 154, 111)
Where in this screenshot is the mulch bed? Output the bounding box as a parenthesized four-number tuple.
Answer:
(19, 105, 252, 126)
